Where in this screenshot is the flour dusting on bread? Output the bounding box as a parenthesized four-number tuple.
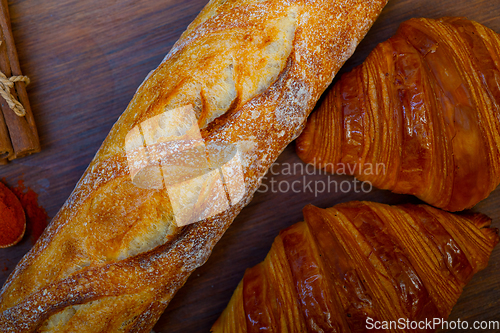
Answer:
(0, 1, 389, 331)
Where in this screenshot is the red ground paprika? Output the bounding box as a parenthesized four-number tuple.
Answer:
(10, 180, 49, 244)
(0, 182, 26, 248)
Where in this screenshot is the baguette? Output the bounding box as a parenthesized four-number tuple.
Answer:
(0, 0, 388, 331)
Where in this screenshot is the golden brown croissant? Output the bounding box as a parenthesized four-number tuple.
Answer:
(296, 17, 500, 212)
(212, 201, 499, 332)
(0, 0, 389, 332)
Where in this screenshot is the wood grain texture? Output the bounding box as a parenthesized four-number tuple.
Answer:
(0, 0, 498, 332)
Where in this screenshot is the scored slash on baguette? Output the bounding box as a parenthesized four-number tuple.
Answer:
(125, 104, 248, 227)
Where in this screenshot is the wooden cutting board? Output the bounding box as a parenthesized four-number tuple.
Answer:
(0, 0, 499, 331)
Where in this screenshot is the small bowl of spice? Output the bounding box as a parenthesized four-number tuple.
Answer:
(0, 181, 26, 248)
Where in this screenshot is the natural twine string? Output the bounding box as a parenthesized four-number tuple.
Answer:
(0, 42, 30, 117)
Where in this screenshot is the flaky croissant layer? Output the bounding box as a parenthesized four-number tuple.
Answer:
(212, 201, 499, 332)
(297, 17, 500, 212)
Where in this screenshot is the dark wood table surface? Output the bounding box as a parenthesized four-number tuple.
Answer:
(0, 0, 499, 332)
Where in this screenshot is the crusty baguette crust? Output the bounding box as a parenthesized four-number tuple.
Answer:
(0, 0, 388, 331)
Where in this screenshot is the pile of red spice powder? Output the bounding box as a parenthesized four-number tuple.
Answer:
(0, 182, 25, 247)
(9, 180, 49, 244)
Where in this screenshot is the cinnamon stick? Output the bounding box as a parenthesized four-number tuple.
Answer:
(0, 0, 40, 161)
(0, 1, 12, 162)
(0, 101, 12, 159)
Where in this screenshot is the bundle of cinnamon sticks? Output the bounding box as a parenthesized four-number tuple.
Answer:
(0, 0, 40, 164)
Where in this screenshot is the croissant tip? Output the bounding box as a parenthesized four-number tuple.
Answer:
(302, 204, 322, 218)
(295, 119, 316, 164)
(459, 212, 493, 228)
(488, 228, 500, 245)
(295, 139, 309, 164)
(303, 203, 319, 210)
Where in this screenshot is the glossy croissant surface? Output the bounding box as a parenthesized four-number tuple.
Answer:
(296, 17, 500, 212)
(212, 201, 498, 333)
